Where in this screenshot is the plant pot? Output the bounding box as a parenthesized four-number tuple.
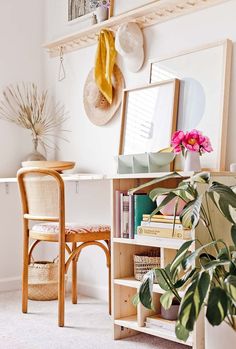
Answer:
(156, 195, 186, 216)
(95, 6, 108, 22)
(184, 151, 201, 172)
(161, 303, 180, 321)
(25, 138, 46, 161)
(205, 317, 236, 349)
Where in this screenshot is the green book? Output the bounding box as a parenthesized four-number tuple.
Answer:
(134, 194, 156, 237)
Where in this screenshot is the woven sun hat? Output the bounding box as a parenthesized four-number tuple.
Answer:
(83, 64, 124, 126)
(115, 22, 144, 73)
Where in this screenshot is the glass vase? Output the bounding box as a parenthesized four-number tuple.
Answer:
(25, 138, 46, 161)
(184, 151, 201, 172)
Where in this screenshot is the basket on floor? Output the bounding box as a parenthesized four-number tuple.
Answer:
(134, 250, 160, 281)
(28, 258, 59, 301)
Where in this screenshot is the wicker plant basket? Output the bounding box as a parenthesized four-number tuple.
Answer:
(28, 258, 59, 301)
(134, 250, 160, 281)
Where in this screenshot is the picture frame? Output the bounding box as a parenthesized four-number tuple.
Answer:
(119, 80, 180, 156)
(149, 39, 232, 171)
(68, 0, 114, 24)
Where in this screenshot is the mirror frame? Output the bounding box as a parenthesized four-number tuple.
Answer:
(149, 39, 232, 171)
(119, 79, 180, 156)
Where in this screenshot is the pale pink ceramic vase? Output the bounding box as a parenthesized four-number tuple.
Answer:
(156, 195, 186, 216)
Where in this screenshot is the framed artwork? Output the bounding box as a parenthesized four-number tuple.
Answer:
(68, 0, 114, 23)
(150, 39, 232, 171)
(68, 0, 93, 22)
(119, 80, 180, 156)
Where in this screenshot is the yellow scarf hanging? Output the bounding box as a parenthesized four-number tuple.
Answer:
(95, 29, 116, 104)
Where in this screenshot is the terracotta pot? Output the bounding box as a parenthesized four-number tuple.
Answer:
(156, 195, 186, 216)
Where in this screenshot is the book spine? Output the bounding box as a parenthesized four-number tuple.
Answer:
(142, 217, 181, 224)
(128, 195, 134, 239)
(115, 190, 121, 238)
(137, 226, 191, 239)
(141, 221, 183, 230)
(121, 195, 129, 238)
(143, 214, 180, 220)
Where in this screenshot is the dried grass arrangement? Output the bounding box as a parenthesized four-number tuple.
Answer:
(0, 83, 68, 159)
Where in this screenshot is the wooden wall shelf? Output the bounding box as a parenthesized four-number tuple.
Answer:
(43, 0, 228, 57)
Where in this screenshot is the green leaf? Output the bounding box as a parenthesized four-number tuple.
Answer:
(225, 275, 236, 304)
(182, 240, 220, 270)
(155, 268, 172, 292)
(180, 195, 202, 229)
(206, 287, 228, 326)
(170, 240, 194, 277)
(199, 253, 216, 267)
(184, 172, 210, 184)
(132, 293, 140, 307)
(160, 291, 175, 310)
(139, 270, 154, 309)
(203, 259, 230, 271)
(149, 187, 175, 202)
(231, 225, 236, 246)
(174, 268, 197, 288)
(178, 272, 211, 331)
(208, 182, 236, 224)
(175, 321, 190, 342)
(128, 172, 182, 195)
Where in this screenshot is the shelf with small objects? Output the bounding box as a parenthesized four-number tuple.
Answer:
(111, 171, 236, 348)
(44, 0, 225, 56)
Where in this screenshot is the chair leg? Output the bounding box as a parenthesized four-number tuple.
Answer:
(58, 239, 66, 327)
(72, 242, 77, 304)
(22, 220, 29, 313)
(108, 261, 111, 316)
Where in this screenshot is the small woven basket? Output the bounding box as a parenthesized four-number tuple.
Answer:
(28, 258, 59, 301)
(134, 250, 160, 281)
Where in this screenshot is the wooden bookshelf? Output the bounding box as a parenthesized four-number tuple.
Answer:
(111, 172, 235, 348)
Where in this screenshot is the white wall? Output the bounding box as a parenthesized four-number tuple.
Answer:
(42, 0, 236, 300)
(0, 0, 44, 290)
(0, 0, 45, 178)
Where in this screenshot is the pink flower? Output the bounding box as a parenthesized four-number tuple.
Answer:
(182, 129, 201, 152)
(171, 129, 213, 155)
(201, 136, 213, 153)
(171, 130, 185, 152)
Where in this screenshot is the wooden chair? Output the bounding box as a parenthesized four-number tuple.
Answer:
(17, 167, 111, 327)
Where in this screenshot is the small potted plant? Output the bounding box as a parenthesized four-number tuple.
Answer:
(90, 0, 110, 22)
(137, 172, 236, 348)
(171, 129, 213, 172)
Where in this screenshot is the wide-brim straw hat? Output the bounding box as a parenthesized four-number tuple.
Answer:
(83, 64, 124, 126)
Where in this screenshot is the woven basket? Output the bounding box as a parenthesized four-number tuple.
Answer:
(28, 259, 59, 301)
(134, 250, 160, 281)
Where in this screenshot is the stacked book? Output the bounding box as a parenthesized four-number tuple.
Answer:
(137, 214, 192, 240)
(145, 314, 176, 331)
(114, 191, 156, 239)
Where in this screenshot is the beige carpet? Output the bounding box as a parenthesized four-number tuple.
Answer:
(0, 291, 189, 349)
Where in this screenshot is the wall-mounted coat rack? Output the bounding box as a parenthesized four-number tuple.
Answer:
(43, 0, 228, 57)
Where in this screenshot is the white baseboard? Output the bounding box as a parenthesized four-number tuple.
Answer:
(0, 276, 21, 292)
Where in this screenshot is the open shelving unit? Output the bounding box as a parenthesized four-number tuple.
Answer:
(43, 0, 228, 57)
(110, 172, 235, 348)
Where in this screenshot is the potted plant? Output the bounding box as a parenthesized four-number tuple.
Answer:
(135, 173, 236, 347)
(0, 83, 68, 160)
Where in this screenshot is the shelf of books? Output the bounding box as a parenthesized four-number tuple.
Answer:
(111, 175, 205, 349)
